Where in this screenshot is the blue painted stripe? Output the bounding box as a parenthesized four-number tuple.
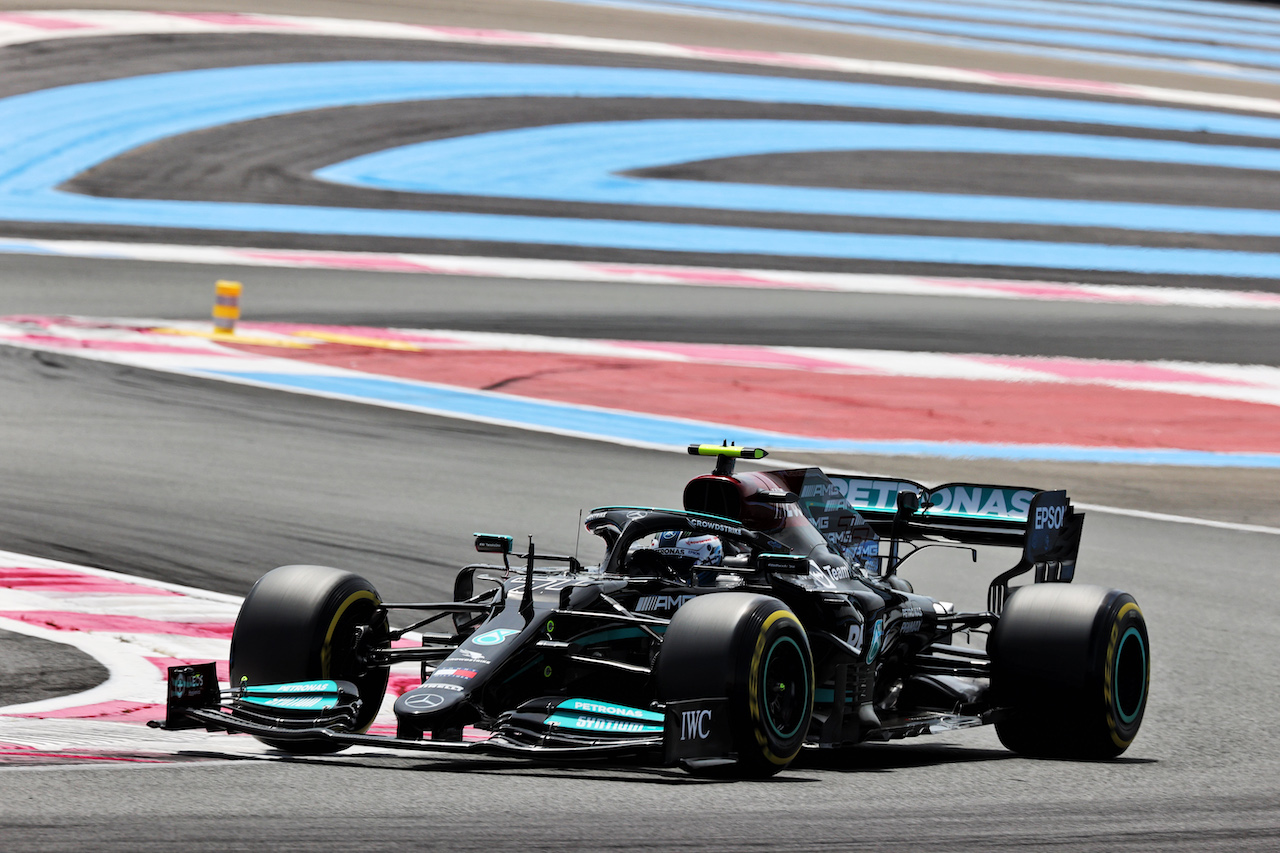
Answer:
(1096, 0, 1280, 25)
(319, 120, 1280, 236)
(10, 62, 1280, 182)
(5, 63, 1280, 274)
(821, 0, 1280, 39)
(568, 0, 1280, 67)
(0, 240, 56, 256)
(202, 370, 1280, 468)
(12, 195, 1280, 276)
(542, 0, 1280, 85)
(811, 0, 1280, 46)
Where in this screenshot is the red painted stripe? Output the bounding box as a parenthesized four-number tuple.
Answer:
(235, 347, 1280, 453)
(0, 611, 234, 639)
(0, 567, 178, 595)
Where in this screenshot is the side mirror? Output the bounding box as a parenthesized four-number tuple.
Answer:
(895, 490, 921, 516)
(758, 553, 809, 575)
(474, 533, 514, 554)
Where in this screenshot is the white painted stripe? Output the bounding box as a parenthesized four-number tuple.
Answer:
(1075, 503, 1280, 536)
(3, 237, 1278, 309)
(2, 11, 1280, 116)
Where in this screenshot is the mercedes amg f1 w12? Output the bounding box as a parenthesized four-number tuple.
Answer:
(156, 444, 1150, 776)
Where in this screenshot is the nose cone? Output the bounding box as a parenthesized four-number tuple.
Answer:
(394, 683, 474, 736)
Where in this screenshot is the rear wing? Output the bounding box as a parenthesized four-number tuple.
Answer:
(824, 476, 1084, 613)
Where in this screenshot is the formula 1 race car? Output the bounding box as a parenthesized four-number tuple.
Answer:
(156, 444, 1150, 776)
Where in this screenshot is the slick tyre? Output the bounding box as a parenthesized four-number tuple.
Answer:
(990, 584, 1149, 759)
(230, 565, 390, 753)
(657, 593, 813, 777)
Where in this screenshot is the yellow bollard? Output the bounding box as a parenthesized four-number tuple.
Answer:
(212, 280, 242, 335)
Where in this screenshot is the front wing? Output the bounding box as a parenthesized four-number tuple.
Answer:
(151, 663, 668, 759)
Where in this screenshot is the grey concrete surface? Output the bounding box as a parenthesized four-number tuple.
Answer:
(2, 254, 1278, 366)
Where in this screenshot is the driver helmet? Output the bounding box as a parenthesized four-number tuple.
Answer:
(654, 531, 723, 567)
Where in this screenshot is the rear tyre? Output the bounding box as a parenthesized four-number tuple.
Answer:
(657, 593, 813, 777)
(990, 584, 1149, 759)
(230, 565, 390, 753)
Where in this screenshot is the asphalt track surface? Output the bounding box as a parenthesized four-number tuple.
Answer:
(0, 1, 1278, 849)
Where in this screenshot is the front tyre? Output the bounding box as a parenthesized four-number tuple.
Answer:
(657, 593, 814, 777)
(229, 565, 390, 753)
(990, 584, 1149, 759)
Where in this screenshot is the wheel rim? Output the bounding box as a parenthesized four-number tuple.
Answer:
(762, 636, 810, 740)
(1114, 626, 1146, 725)
(325, 596, 388, 729)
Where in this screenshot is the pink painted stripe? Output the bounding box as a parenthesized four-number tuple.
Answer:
(0, 751, 167, 763)
(0, 567, 178, 595)
(245, 322, 468, 346)
(240, 250, 443, 273)
(970, 355, 1252, 386)
(977, 69, 1138, 97)
(0, 13, 93, 30)
(589, 263, 837, 290)
(920, 277, 1156, 303)
(0, 611, 235, 639)
(156, 12, 300, 28)
(1, 334, 225, 355)
(365, 721, 491, 741)
(10, 700, 166, 723)
(420, 25, 552, 45)
(387, 674, 420, 696)
(676, 44, 834, 68)
(623, 340, 877, 372)
(145, 657, 230, 683)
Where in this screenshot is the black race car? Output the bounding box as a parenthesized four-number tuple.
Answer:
(156, 444, 1150, 776)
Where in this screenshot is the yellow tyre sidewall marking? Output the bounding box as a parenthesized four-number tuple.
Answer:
(1105, 601, 1146, 749)
(321, 589, 380, 732)
(748, 609, 812, 766)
